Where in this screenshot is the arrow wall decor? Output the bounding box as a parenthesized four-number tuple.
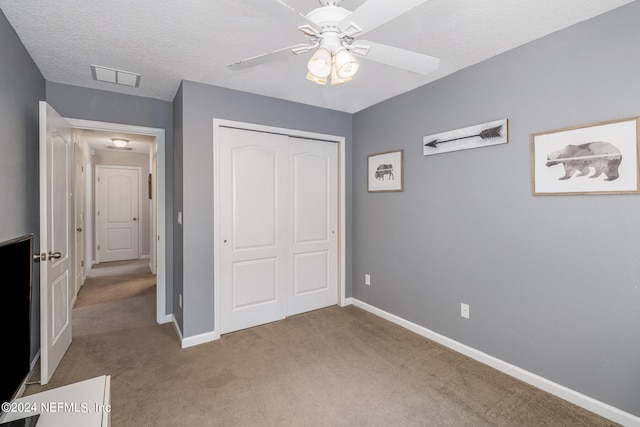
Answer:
(423, 119, 508, 156)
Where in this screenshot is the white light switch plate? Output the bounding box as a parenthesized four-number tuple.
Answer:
(461, 303, 470, 319)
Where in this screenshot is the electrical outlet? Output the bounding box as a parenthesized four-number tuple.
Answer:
(179, 294, 183, 309)
(461, 303, 470, 319)
(365, 274, 371, 286)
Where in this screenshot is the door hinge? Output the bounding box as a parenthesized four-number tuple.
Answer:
(97, 245, 100, 250)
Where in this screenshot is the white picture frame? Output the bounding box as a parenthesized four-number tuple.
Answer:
(368, 150, 403, 193)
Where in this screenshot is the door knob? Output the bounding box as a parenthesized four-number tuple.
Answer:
(133, 217, 138, 221)
(77, 227, 83, 232)
(48, 251, 62, 261)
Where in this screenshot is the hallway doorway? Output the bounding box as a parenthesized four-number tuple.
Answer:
(66, 118, 168, 325)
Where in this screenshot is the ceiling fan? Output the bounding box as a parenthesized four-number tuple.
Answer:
(228, 0, 440, 85)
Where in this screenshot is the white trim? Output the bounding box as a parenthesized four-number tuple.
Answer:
(350, 298, 640, 427)
(65, 118, 168, 325)
(171, 315, 182, 341)
(338, 131, 347, 308)
(181, 332, 217, 348)
(183, 332, 216, 348)
(212, 119, 347, 339)
(170, 314, 216, 347)
(158, 312, 172, 325)
(30, 350, 40, 373)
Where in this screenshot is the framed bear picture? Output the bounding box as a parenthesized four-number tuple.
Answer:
(532, 117, 640, 195)
(368, 150, 404, 192)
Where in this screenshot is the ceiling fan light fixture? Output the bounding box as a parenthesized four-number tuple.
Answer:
(307, 47, 332, 78)
(306, 71, 328, 85)
(330, 64, 352, 85)
(334, 48, 359, 79)
(111, 138, 129, 148)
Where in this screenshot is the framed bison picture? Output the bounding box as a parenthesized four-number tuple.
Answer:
(532, 117, 640, 195)
(368, 150, 403, 192)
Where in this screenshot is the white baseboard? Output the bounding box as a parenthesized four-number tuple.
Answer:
(181, 331, 216, 348)
(29, 350, 40, 373)
(157, 313, 172, 324)
(170, 318, 216, 348)
(349, 298, 640, 427)
(170, 315, 182, 342)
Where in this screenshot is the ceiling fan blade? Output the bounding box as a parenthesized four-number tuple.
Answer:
(354, 40, 440, 75)
(241, 0, 321, 33)
(228, 44, 313, 71)
(339, 0, 429, 36)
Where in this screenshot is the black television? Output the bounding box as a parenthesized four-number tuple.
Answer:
(0, 234, 34, 410)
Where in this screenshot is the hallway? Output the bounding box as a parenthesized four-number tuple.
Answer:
(73, 260, 157, 337)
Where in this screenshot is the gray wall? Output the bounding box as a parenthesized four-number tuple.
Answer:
(176, 81, 352, 337)
(352, 2, 640, 417)
(45, 82, 175, 314)
(0, 9, 45, 363)
(172, 83, 184, 330)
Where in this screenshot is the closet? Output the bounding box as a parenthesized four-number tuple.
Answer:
(218, 126, 338, 334)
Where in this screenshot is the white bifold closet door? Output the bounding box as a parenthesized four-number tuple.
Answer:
(219, 127, 338, 334)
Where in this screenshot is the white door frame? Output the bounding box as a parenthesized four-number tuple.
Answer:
(73, 142, 85, 302)
(65, 118, 169, 325)
(213, 118, 347, 340)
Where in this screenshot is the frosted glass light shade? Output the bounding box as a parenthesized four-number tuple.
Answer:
(330, 64, 352, 85)
(306, 71, 328, 85)
(307, 47, 332, 78)
(111, 138, 129, 147)
(334, 49, 359, 78)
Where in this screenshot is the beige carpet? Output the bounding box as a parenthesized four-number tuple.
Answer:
(25, 261, 618, 426)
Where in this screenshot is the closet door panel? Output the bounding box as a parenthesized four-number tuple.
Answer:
(219, 127, 289, 334)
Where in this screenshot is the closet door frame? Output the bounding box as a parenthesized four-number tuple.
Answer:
(212, 119, 347, 340)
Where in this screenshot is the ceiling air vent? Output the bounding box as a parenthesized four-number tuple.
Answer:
(107, 145, 133, 151)
(91, 64, 141, 87)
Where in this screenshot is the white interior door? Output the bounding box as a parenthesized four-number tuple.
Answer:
(219, 127, 290, 334)
(288, 138, 338, 316)
(96, 166, 140, 263)
(73, 143, 85, 298)
(39, 101, 72, 385)
(219, 128, 338, 334)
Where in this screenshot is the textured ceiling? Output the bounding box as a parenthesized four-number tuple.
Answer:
(0, 0, 633, 113)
